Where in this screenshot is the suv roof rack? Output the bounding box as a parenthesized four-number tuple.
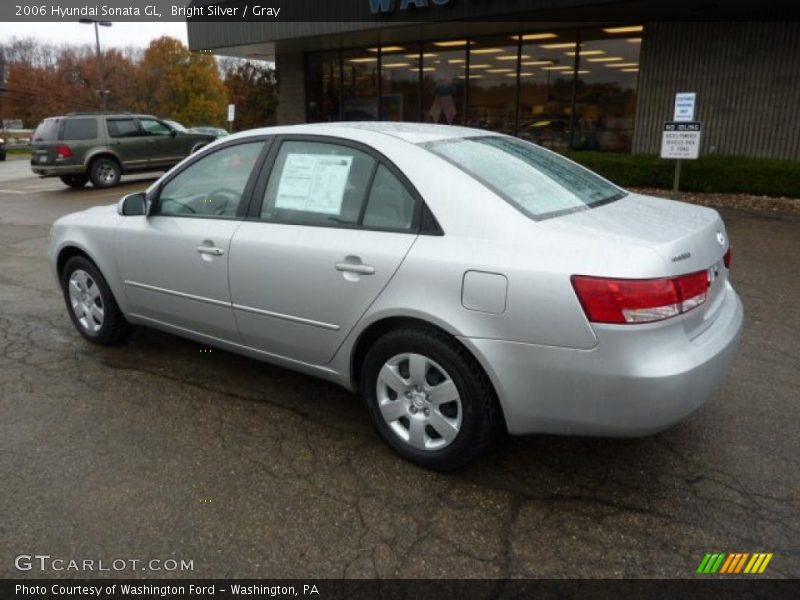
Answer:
(65, 111, 134, 116)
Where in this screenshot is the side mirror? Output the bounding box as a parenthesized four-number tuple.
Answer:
(170, 129, 178, 137)
(117, 192, 147, 216)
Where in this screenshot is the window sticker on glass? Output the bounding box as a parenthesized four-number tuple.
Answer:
(275, 153, 354, 215)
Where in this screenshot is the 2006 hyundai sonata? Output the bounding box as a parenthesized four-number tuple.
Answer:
(49, 123, 743, 470)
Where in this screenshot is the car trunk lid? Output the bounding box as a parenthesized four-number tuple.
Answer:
(552, 193, 730, 338)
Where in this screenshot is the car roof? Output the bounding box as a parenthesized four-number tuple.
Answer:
(237, 122, 496, 145)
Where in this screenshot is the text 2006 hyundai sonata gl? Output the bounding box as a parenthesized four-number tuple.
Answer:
(49, 123, 743, 470)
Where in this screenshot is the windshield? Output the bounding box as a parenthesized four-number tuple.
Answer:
(33, 118, 61, 142)
(166, 120, 188, 132)
(422, 136, 626, 220)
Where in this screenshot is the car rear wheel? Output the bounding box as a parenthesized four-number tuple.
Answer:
(362, 327, 499, 470)
(89, 157, 121, 188)
(61, 256, 131, 345)
(60, 175, 89, 188)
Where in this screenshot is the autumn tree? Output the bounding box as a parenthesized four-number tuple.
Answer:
(139, 37, 227, 126)
(223, 60, 278, 131)
(1, 36, 231, 128)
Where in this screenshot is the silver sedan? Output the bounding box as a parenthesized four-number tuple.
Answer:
(49, 123, 743, 470)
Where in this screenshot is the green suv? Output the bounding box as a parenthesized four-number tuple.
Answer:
(30, 112, 217, 188)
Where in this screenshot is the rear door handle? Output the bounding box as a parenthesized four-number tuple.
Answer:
(197, 246, 224, 256)
(335, 262, 375, 275)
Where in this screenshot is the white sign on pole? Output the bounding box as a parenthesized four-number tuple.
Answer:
(661, 122, 702, 160)
(227, 104, 236, 122)
(673, 92, 696, 122)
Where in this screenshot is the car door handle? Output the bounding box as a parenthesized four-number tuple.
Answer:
(197, 246, 224, 256)
(335, 262, 375, 275)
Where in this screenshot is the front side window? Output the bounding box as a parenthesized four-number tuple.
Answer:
(424, 135, 625, 220)
(154, 142, 263, 219)
(261, 141, 376, 227)
(140, 119, 172, 136)
(107, 119, 140, 138)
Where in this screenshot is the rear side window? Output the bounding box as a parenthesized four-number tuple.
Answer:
(33, 118, 60, 142)
(107, 119, 140, 138)
(62, 118, 98, 141)
(261, 141, 376, 227)
(362, 165, 416, 231)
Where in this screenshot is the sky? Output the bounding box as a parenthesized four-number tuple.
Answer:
(6, 22, 188, 49)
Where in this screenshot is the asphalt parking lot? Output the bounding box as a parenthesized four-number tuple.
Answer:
(0, 157, 798, 579)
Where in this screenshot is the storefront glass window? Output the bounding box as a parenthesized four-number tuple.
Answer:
(380, 44, 420, 121)
(517, 31, 578, 152)
(342, 49, 379, 120)
(306, 51, 340, 123)
(572, 26, 641, 152)
(466, 37, 518, 135)
(304, 25, 642, 151)
(422, 41, 467, 126)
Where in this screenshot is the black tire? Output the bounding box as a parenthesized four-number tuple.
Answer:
(60, 175, 89, 188)
(61, 256, 131, 345)
(89, 157, 121, 188)
(0, 150, 6, 161)
(362, 326, 499, 471)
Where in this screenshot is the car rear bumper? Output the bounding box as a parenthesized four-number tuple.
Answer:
(31, 164, 84, 177)
(460, 282, 744, 436)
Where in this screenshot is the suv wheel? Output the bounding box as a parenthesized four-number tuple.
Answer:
(89, 157, 121, 188)
(60, 175, 89, 188)
(61, 256, 131, 345)
(362, 327, 499, 471)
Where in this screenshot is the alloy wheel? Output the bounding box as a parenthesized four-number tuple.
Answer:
(68, 269, 104, 334)
(376, 353, 462, 451)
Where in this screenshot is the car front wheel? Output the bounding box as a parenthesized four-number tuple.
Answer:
(61, 256, 130, 344)
(89, 158, 121, 188)
(362, 327, 499, 470)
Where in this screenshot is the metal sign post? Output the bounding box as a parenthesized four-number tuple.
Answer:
(663, 92, 700, 199)
(227, 104, 236, 133)
(661, 121, 702, 198)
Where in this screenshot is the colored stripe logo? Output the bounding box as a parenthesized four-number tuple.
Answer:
(697, 552, 773, 574)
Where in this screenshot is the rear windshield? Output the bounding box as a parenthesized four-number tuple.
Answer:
(62, 118, 98, 141)
(33, 118, 60, 142)
(422, 136, 626, 220)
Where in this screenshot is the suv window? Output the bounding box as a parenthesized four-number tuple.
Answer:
(107, 119, 140, 138)
(33, 118, 60, 142)
(362, 165, 417, 231)
(154, 142, 263, 219)
(261, 141, 376, 227)
(62, 118, 98, 141)
(140, 119, 172, 136)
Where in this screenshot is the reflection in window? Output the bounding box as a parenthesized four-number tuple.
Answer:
(572, 27, 641, 152)
(423, 41, 466, 125)
(156, 143, 263, 219)
(380, 45, 420, 121)
(517, 32, 577, 152)
(466, 37, 518, 135)
(307, 52, 340, 123)
(342, 49, 379, 121)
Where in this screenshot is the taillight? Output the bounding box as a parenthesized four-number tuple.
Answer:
(55, 144, 73, 159)
(723, 247, 732, 269)
(571, 271, 709, 325)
